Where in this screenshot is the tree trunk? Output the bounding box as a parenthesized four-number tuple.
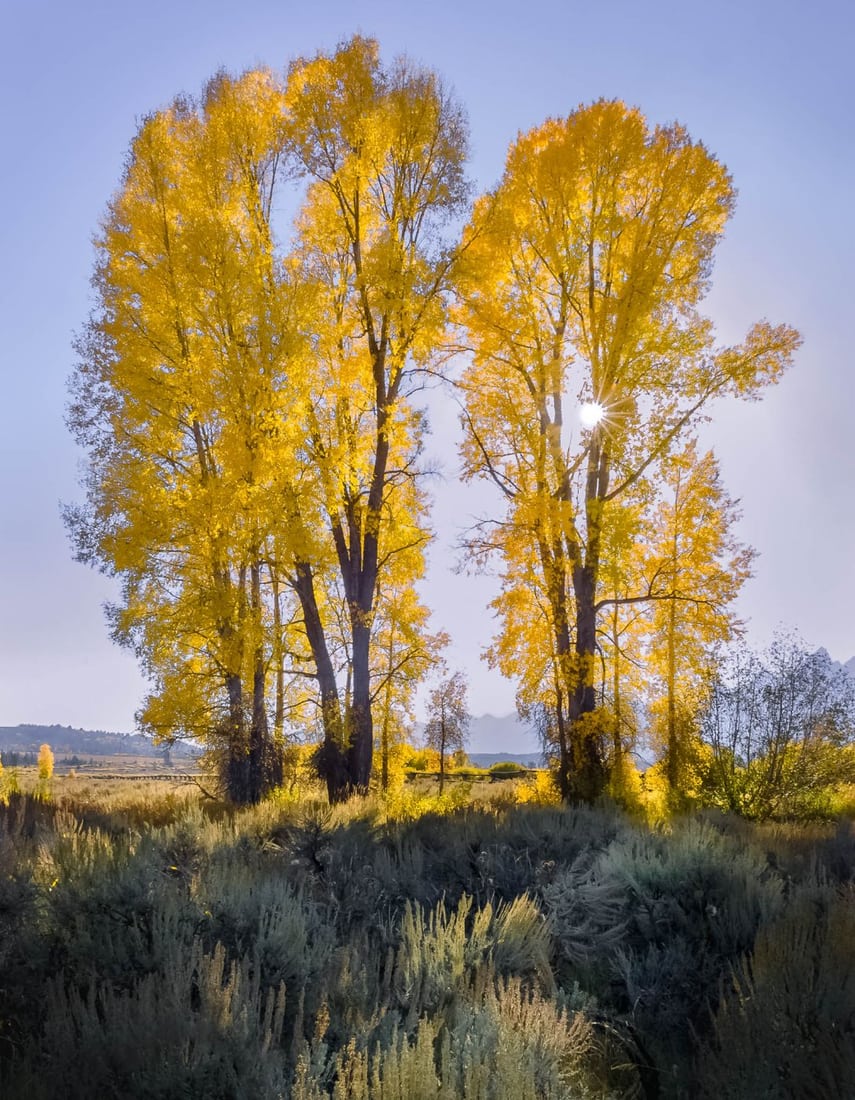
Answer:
(220, 563, 280, 808)
(562, 438, 609, 803)
(566, 573, 606, 802)
(554, 688, 571, 801)
(537, 532, 574, 799)
(335, 426, 388, 798)
(248, 561, 280, 804)
(249, 654, 270, 804)
(224, 671, 250, 804)
(666, 595, 679, 792)
(347, 618, 373, 794)
(292, 560, 348, 801)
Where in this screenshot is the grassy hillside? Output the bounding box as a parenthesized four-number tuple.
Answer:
(0, 724, 197, 758)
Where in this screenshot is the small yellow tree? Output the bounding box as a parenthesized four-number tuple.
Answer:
(38, 744, 54, 781)
(37, 743, 54, 778)
(645, 440, 754, 801)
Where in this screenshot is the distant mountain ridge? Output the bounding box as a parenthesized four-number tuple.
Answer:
(0, 724, 196, 757)
(815, 650, 855, 682)
(464, 713, 541, 755)
(415, 711, 540, 755)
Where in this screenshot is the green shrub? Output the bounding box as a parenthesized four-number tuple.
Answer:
(697, 884, 855, 1099)
(200, 861, 333, 983)
(393, 893, 553, 1022)
(13, 940, 287, 1100)
(489, 761, 525, 774)
(544, 818, 784, 1089)
(293, 979, 593, 1100)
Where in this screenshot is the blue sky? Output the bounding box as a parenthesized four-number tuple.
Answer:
(1, 0, 853, 741)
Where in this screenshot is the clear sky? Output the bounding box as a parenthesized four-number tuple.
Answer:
(1, 0, 853, 737)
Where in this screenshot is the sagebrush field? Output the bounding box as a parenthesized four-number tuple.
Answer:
(1, 777, 853, 1098)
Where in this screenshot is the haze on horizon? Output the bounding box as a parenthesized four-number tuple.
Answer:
(1, 0, 853, 738)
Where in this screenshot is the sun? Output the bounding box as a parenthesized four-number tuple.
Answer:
(579, 401, 605, 429)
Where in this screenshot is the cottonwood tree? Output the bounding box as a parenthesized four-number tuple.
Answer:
(67, 71, 297, 803)
(424, 671, 470, 793)
(594, 498, 651, 777)
(456, 100, 800, 802)
(645, 440, 753, 798)
(37, 744, 54, 782)
(67, 40, 465, 805)
(284, 37, 469, 798)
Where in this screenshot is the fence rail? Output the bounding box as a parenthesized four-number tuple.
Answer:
(57, 772, 203, 782)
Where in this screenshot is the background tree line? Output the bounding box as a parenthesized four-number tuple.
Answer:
(68, 35, 815, 809)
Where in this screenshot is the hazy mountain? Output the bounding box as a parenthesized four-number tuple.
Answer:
(0, 724, 197, 757)
(814, 649, 855, 682)
(465, 712, 540, 754)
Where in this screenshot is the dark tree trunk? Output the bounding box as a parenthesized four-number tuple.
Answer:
(248, 657, 270, 804)
(552, 584, 574, 799)
(347, 619, 374, 794)
(224, 671, 250, 804)
(247, 561, 281, 804)
(561, 433, 609, 803)
(536, 528, 575, 799)
(342, 423, 388, 795)
(292, 560, 349, 801)
(666, 596, 679, 793)
(554, 688, 572, 801)
(566, 569, 607, 803)
(329, 423, 388, 799)
(219, 564, 282, 807)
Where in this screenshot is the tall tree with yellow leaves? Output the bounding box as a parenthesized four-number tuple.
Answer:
(595, 498, 651, 775)
(67, 70, 300, 803)
(284, 37, 468, 797)
(645, 440, 754, 798)
(456, 101, 800, 802)
(67, 40, 465, 804)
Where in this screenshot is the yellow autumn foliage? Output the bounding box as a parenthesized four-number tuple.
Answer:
(456, 100, 800, 802)
(38, 744, 54, 781)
